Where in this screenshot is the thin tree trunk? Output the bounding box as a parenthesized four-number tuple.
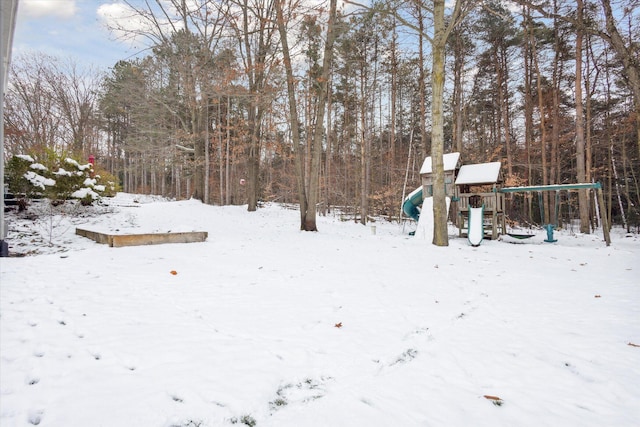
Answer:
(218, 100, 224, 205)
(326, 71, 333, 214)
(576, 0, 590, 233)
(417, 5, 428, 161)
(585, 30, 595, 228)
(453, 27, 464, 155)
(226, 99, 231, 204)
(532, 30, 550, 223)
(523, 5, 534, 220)
(390, 19, 398, 173)
(360, 80, 367, 225)
(611, 144, 627, 229)
(497, 45, 512, 177)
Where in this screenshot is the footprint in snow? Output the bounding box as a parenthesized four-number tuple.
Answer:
(28, 410, 44, 425)
(270, 377, 331, 412)
(123, 361, 138, 371)
(390, 348, 418, 366)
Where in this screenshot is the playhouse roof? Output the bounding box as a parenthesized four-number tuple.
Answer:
(420, 152, 461, 175)
(455, 161, 502, 185)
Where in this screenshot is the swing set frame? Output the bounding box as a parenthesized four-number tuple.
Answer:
(499, 182, 611, 246)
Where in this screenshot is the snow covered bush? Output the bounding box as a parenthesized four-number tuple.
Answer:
(5, 155, 50, 199)
(5, 153, 108, 206)
(89, 166, 121, 197)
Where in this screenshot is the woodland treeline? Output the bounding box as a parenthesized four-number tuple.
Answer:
(4, 0, 639, 232)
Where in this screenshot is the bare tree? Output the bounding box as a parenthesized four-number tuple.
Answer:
(513, 0, 640, 161)
(276, 0, 338, 230)
(4, 54, 62, 155)
(227, 0, 281, 211)
(104, 0, 227, 201)
(5, 54, 100, 158)
(598, 0, 640, 159)
(51, 59, 101, 156)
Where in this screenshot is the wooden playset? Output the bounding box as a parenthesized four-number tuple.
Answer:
(405, 153, 610, 246)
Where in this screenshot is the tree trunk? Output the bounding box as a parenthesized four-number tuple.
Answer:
(452, 27, 464, 155)
(390, 19, 398, 173)
(585, 30, 595, 228)
(325, 71, 333, 214)
(359, 52, 369, 226)
(192, 104, 205, 201)
(306, 0, 338, 230)
(575, 0, 590, 233)
(417, 4, 428, 161)
(532, 31, 550, 223)
(497, 45, 512, 177)
(276, 0, 307, 228)
(523, 4, 534, 220)
(431, 0, 448, 246)
(276, 0, 337, 231)
(550, 5, 561, 223)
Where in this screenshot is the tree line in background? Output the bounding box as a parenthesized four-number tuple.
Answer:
(4, 0, 639, 237)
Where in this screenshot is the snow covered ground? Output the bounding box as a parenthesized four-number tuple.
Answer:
(1, 193, 639, 427)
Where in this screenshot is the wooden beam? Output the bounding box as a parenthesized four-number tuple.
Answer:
(500, 182, 601, 193)
(498, 183, 612, 246)
(596, 188, 611, 246)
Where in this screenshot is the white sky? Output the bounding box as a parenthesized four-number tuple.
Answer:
(19, 0, 77, 18)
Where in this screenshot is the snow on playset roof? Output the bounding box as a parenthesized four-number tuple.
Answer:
(455, 161, 502, 185)
(420, 152, 461, 175)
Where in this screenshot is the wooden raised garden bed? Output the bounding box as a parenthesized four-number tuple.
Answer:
(76, 228, 208, 248)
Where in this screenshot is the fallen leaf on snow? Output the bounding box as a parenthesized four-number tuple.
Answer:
(484, 395, 501, 401)
(484, 395, 504, 406)
(170, 270, 178, 275)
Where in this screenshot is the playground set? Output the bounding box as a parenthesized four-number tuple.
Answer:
(402, 153, 611, 246)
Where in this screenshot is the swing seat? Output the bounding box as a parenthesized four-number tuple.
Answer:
(507, 232, 535, 240)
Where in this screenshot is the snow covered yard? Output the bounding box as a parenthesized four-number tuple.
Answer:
(1, 194, 638, 427)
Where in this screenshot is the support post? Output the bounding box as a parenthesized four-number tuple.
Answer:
(1, 0, 20, 257)
(596, 187, 611, 246)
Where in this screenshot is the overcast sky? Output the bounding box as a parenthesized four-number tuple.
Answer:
(13, 0, 143, 70)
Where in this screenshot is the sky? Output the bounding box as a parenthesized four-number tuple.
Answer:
(11, 0, 354, 72)
(13, 0, 143, 70)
